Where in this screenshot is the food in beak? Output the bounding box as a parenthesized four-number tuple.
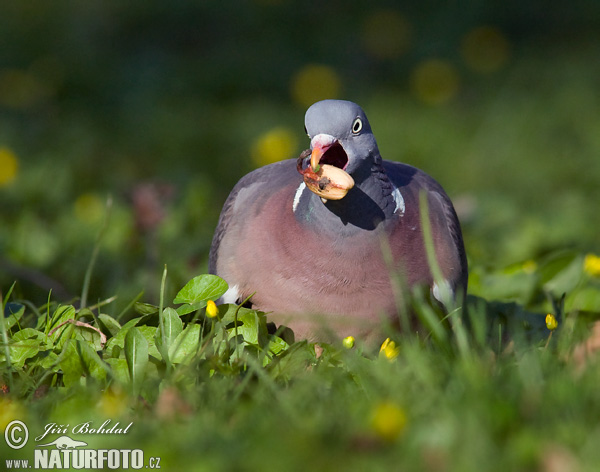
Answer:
(297, 151, 354, 201)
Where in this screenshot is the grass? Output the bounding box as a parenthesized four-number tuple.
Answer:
(2, 247, 600, 470)
(2, 5, 600, 470)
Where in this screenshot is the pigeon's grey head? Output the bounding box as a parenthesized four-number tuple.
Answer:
(304, 100, 379, 177)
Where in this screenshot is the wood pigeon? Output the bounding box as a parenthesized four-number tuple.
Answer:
(209, 99, 467, 342)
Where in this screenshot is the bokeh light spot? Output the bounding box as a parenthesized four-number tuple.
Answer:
(461, 26, 510, 74)
(74, 193, 105, 224)
(0, 398, 26, 431)
(362, 9, 412, 60)
(96, 388, 128, 418)
(0, 69, 48, 109)
(0, 147, 19, 186)
(584, 254, 600, 277)
(410, 59, 460, 105)
(251, 127, 299, 167)
(370, 401, 407, 442)
(291, 64, 341, 108)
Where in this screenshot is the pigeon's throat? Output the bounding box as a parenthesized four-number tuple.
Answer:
(310, 141, 348, 172)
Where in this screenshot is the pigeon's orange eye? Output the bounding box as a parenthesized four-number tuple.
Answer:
(352, 118, 362, 134)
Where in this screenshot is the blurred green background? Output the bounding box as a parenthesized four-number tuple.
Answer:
(1, 0, 599, 310)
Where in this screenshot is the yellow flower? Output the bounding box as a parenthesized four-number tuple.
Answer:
(342, 336, 355, 349)
(584, 254, 600, 277)
(545, 313, 558, 331)
(0, 147, 19, 186)
(370, 401, 407, 442)
(379, 337, 400, 360)
(251, 127, 298, 167)
(206, 300, 219, 318)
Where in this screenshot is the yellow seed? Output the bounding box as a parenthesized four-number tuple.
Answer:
(545, 313, 558, 331)
(206, 300, 219, 318)
(342, 336, 355, 349)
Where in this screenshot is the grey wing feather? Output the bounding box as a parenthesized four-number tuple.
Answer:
(383, 160, 468, 290)
(208, 160, 300, 274)
(414, 171, 467, 283)
(208, 184, 239, 274)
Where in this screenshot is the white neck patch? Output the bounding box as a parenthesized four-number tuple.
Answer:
(220, 284, 240, 305)
(392, 186, 405, 215)
(292, 182, 306, 212)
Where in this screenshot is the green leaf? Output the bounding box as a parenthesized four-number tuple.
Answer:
(48, 305, 77, 329)
(76, 340, 110, 383)
(12, 328, 52, 347)
(175, 303, 204, 316)
(98, 313, 122, 337)
(0, 340, 41, 368)
(267, 335, 290, 356)
(134, 302, 159, 316)
(542, 253, 584, 296)
(47, 306, 77, 348)
(105, 325, 160, 359)
(565, 286, 600, 313)
(58, 340, 83, 387)
(104, 358, 130, 385)
(231, 310, 264, 346)
(539, 251, 580, 285)
(168, 324, 201, 364)
(173, 275, 228, 305)
(73, 324, 104, 351)
(262, 336, 290, 366)
(57, 340, 110, 387)
(120, 317, 143, 330)
(124, 327, 149, 393)
(3, 303, 25, 330)
(218, 304, 269, 346)
(156, 307, 183, 350)
(34, 351, 60, 370)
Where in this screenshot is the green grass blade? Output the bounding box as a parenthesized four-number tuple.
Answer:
(81, 196, 113, 309)
(0, 291, 14, 390)
(124, 326, 149, 396)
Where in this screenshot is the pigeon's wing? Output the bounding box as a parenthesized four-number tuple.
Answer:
(383, 160, 468, 295)
(208, 159, 301, 275)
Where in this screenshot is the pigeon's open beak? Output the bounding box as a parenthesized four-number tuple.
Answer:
(298, 133, 354, 201)
(310, 134, 349, 172)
